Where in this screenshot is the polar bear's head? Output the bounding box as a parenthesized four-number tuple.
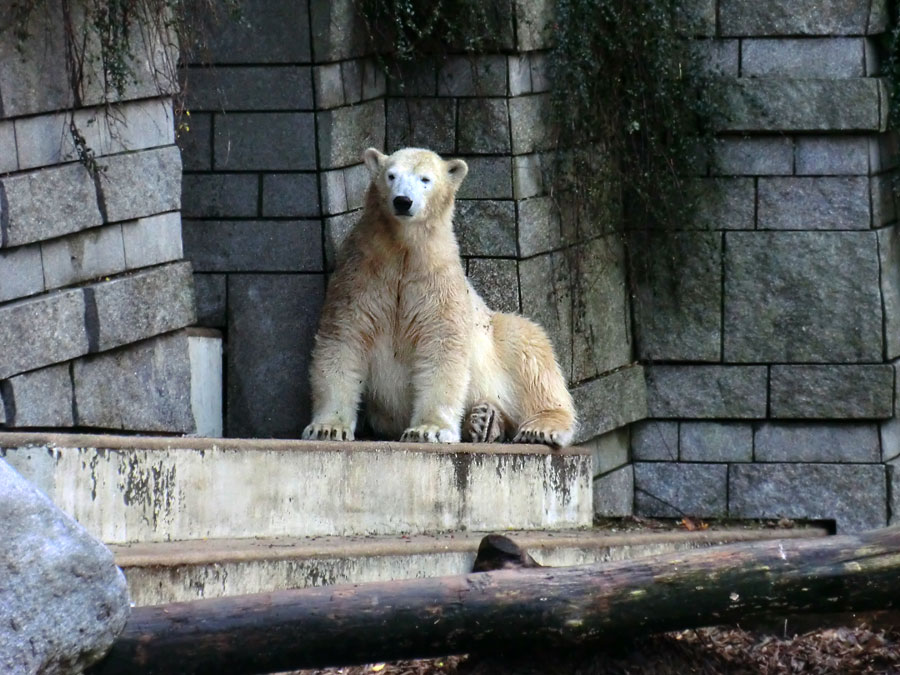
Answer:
(363, 147, 468, 226)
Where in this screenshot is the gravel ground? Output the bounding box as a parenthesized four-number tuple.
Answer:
(293, 623, 900, 674)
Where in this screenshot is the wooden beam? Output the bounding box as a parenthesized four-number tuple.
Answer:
(88, 527, 900, 675)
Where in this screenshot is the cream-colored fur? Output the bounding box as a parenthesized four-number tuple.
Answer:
(302, 147, 576, 447)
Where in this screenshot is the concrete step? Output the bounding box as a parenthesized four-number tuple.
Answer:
(0, 432, 592, 544)
(111, 527, 829, 606)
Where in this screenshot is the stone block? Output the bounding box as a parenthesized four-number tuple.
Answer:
(755, 423, 880, 463)
(729, 463, 887, 533)
(343, 163, 370, 210)
(89, 262, 196, 352)
(181, 173, 258, 218)
(581, 427, 630, 477)
(193, 273, 227, 328)
(646, 365, 767, 419)
(457, 157, 513, 200)
(177, 112, 212, 171)
(571, 365, 648, 443)
(0, 289, 88, 379)
(41, 224, 126, 290)
(689, 40, 740, 77)
(262, 173, 321, 217)
(0, 459, 129, 674)
(519, 196, 563, 257)
(795, 136, 870, 175)
(2, 363, 73, 428)
(188, 329, 224, 437)
(742, 38, 866, 78)
(343, 58, 386, 103)
(680, 422, 753, 462)
(318, 100, 385, 169)
(720, 0, 881, 36)
(630, 231, 722, 361)
(890, 460, 900, 525)
(508, 55, 531, 96)
(320, 169, 347, 216)
(724, 231, 882, 362)
(198, 0, 311, 64)
(98, 146, 182, 224)
(187, 66, 313, 111)
(510, 94, 552, 155)
(122, 212, 183, 269)
(454, 200, 516, 258)
(437, 56, 507, 97)
(674, 0, 717, 36)
(514, 0, 554, 50)
(634, 462, 727, 518)
(0, 244, 44, 303)
(869, 132, 900, 174)
(313, 63, 345, 109)
(519, 250, 572, 378)
(385, 98, 455, 154)
(227, 274, 325, 437)
(715, 78, 886, 133)
(871, 173, 897, 227)
(0, 1, 71, 118)
(457, 99, 511, 155)
(879, 225, 900, 360)
(308, 0, 368, 62)
(593, 464, 634, 518)
(631, 420, 679, 461)
(1, 163, 102, 247)
(324, 211, 360, 270)
(387, 59, 438, 96)
(757, 177, 871, 230)
(529, 52, 551, 93)
(769, 365, 893, 419)
(467, 258, 519, 314)
(688, 178, 755, 229)
(183, 220, 322, 273)
(0, 123, 16, 173)
(572, 235, 632, 380)
(512, 154, 544, 199)
(214, 112, 316, 171)
(74, 331, 199, 433)
(710, 136, 793, 176)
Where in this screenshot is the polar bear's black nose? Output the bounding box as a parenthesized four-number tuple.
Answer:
(393, 196, 413, 214)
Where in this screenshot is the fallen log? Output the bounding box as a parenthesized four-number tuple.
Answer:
(89, 526, 900, 675)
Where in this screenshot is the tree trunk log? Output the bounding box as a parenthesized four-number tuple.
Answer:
(89, 527, 900, 675)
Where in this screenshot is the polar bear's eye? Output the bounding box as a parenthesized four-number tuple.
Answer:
(421, 177, 431, 184)
(387, 173, 395, 180)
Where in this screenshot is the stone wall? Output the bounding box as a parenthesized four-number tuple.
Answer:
(631, 0, 898, 532)
(180, 0, 645, 454)
(0, 2, 221, 436)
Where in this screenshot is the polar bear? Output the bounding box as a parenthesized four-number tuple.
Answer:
(301, 147, 576, 447)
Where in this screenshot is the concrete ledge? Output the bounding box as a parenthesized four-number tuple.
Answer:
(0, 434, 592, 544)
(111, 527, 828, 606)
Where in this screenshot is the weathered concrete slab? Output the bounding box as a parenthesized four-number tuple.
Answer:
(111, 527, 826, 606)
(0, 433, 592, 544)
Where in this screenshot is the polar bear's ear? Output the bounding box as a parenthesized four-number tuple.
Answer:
(363, 148, 387, 175)
(446, 158, 468, 187)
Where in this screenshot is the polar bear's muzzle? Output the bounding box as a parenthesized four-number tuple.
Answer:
(393, 195, 413, 216)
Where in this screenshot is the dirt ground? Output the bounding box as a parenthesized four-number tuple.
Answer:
(293, 623, 900, 674)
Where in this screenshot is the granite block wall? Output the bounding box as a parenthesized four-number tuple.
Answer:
(0, 1, 221, 436)
(631, 0, 897, 532)
(180, 0, 643, 448)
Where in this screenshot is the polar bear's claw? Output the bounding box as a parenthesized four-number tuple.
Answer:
(401, 425, 459, 443)
(464, 402, 506, 443)
(513, 426, 571, 449)
(302, 423, 354, 442)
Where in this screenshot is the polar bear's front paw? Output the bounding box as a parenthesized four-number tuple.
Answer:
(464, 402, 507, 443)
(513, 424, 573, 449)
(400, 425, 459, 443)
(302, 423, 354, 441)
